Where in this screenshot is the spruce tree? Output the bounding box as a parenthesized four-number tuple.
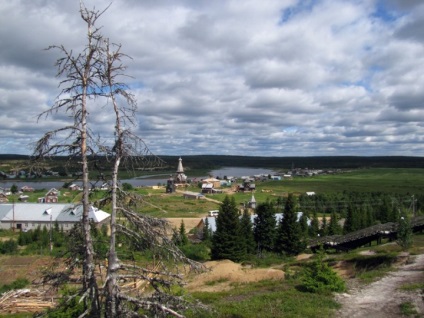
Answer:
(299, 212, 309, 238)
(253, 200, 277, 253)
(202, 218, 211, 242)
(397, 212, 412, 250)
(320, 215, 328, 236)
(240, 209, 255, 255)
(343, 203, 356, 234)
(309, 210, 320, 237)
(327, 211, 342, 236)
(379, 198, 391, 224)
(275, 194, 305, 255)
(211, 196, 244, 261)
(179, 220, 189, 246)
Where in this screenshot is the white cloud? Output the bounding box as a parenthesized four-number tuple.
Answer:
(0, 0, 424, 156)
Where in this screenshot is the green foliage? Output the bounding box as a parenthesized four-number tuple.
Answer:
(62, 181, 72, 189)
(343, 203, 357, 234)
(399, 282, 424, 291)
(10, 184, 18, 194)
(327, 211, 342, 236)
(172, 220, 189, 247)
(397, 212, 413, 250)
(17, 224, 67, 255)
(188, 279, 341, 318)
(122, 182, 134, 191)
(211, 196, 244, 261)
(0, 278, 30, 294)
(309, 211, 319, 237)
(202, 218, 212, 242)
(179, 220, 189, 246)
(299, 252, 346, 294)
(180, 243, 211, 261)
(46, 286, 86, 318)
(344, 253, 397, 283)
(240, 209, 255, 255)
(275, 194, 305, 256)
(0, 239, 18, 254)
(253, 200, 276, 253)
(399, 302, 419, 317)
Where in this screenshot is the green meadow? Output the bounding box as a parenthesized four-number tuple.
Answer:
(135, 168, 424, 217)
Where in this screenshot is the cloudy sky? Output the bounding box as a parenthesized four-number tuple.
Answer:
(1, 0, 424, 157)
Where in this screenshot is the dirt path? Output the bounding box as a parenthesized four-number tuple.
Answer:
(336, 254, 424, 318)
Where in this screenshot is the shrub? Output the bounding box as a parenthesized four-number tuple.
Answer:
(0, 239, 18, 254)
(299, 252, 345, 293)
(122, 182, 134, 191)
(180, 243, 211, 261)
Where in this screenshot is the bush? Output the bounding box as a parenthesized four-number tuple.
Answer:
(0, 239, 18, 254)
(180, 243, 211, 261)
(122, 182, 134, 191)
(299, 252, 345, 294)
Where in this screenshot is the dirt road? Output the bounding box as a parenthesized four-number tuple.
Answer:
(336, 254, 424, 318)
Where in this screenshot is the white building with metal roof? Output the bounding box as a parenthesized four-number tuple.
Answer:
(0, 203, 110, 231)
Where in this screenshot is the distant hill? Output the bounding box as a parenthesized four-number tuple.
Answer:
(1, 154, 422, 170)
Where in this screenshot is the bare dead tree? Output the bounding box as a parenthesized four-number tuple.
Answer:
(33, 3, 110, 316)
(99, 39, 205, 317)
(35, 2, 206, 317)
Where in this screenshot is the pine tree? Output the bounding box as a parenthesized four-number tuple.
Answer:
(397, 212, 412, 250)
(379, 198, 391, 224)
(299, 212, 309, 238)
(327, 211, 341, 236)
(202, 218, 211, 242)
(240, 209, 255, 255)
(253, 200, 277, 253)
(320, 215, 328, 236)
(343, 203, 356, 234)
(275, 194, 305, 255)
(179, 219, 189, 246)
(211, 196, 244, 261)
(309, 210, 320, 237)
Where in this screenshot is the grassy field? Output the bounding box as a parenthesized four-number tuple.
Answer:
(262, 168, 424, 195)
(187, 279, 341, 318)
(133, 168, 424, 218)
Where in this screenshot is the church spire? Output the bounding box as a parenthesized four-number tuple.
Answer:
(176, 157, 184, 173)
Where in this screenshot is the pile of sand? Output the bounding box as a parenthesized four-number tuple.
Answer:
(186, 259, 284, 292)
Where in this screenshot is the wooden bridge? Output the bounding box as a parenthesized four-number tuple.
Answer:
(309, 216, 424, 252)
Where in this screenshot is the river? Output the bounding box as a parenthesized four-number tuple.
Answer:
(0, 167, 277, 190)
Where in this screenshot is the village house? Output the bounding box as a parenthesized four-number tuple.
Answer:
(38, 188, 60, 203)
(237, 178, 256, 192)
(182, 191, 205, 200)
(0, 203, 110, 231)
(0, 193, 8, 203)
(18, 194, 29, 202)
(68, 184, 81, 191)
(21, 185, 34, 192)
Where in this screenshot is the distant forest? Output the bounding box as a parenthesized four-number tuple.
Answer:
(1, 154, 423, 170)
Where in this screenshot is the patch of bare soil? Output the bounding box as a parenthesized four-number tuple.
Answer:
(186, 259, 284, 292)
(336, 254, 424, 318)
(165, 218, 202, 233)
(0, 256, 51, 286)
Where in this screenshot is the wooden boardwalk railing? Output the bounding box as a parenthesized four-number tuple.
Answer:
(308, 216, 424, 252)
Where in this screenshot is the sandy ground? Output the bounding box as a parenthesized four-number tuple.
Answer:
(335, 253, 424, 318)
(166, 218, 203, 232)
(185, 259, 285, 292)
